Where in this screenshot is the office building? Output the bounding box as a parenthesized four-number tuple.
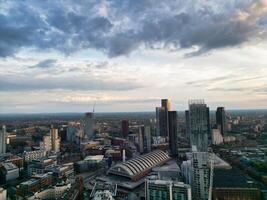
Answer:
(121, 119, 130, 138)
(185, 110, 190, 140)
(84, 112, 94, 139)
(67, 122, 79, 142)
(51, 128, 60, 153)
(181, 160, 192, 185)
(75, 155, 105, 173)
(138, 126, 144, 153)
(192, 151, 213, 200)
(206, 107, 211, 142)
(189, 100, 209, 151)
(0, 125, 6, 154)
(16, 173, 53, 198)
(144, 126, 152, 153)
(216, 107, 226, 136)
(0, 162, 19, 183)
(168, 111, 178, 157)
(145, 179, 192, 200)
(156, 107, 168, 137)
(40, 135, 52, 152)
(27, 158, 57, 176)
(161, 99, 171, 111)
(23, 149, 46, 162)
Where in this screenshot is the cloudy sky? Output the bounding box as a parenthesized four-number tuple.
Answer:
(1, 0, 267, 113)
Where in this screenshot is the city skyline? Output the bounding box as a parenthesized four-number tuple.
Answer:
(1, 0, 267, 113)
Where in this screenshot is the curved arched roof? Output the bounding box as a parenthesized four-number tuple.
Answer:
(108, 150, 170, 179)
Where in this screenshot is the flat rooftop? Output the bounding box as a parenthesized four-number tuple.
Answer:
(213, 168, 256, 188)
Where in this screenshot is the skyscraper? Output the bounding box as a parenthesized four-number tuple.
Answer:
(51, 128, 60, 153)
(216, 107, 226, 136)
(138, 126, 144, 154)
(0, 125, 6, 154)
(156, 99, 171, 138)
(189, 100, 209, 152)
(144, 126, 152, 153)
(185, 110, 190, 140)
(156, 107, 167, 137)
(168, 111, 178, 157)
(206, 107, 211, 144)
(161, 99, 171, 111)
(121, 119, 129, 138)
(192, 151, 213, 200)
(84, 112, 94, 139)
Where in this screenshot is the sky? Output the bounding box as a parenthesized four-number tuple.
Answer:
(1, 0, 267, 113)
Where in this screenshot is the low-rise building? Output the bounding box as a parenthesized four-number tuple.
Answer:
(0, 162, 19, 183)
(27, 158, 57, 176)
(23, 150, 46, 162)
(213, 168, 262, 200)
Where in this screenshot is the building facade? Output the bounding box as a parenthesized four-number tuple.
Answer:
(84, 112, 94, 139)
(189, 100, 209, 152)
(145, 180, 192, 200)
(121, 119, 130, 138)
(0, 125, 6, 154)
(192, 151, 213, 200)
(51, 128, 60, 153)
(168, 111, 178, 157)
(216, 107, 226, 136)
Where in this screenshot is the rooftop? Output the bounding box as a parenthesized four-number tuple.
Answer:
(108, 150, 171, 181)
(213, 168, 257, 188)
(1, 162, 18, 171)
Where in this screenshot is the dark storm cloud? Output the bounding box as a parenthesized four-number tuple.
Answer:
(0, 0, 266, 57)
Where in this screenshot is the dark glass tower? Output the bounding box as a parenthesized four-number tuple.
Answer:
(216, 107, 226, 135)
(168, 111, 178, 157)
(121, 119, 129, 138)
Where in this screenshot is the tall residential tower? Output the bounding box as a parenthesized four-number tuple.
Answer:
(189, 100, 209, 152)
(216, 107, 226, 135)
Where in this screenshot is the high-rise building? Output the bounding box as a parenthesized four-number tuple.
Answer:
(216, 107, 226, 136)
(51, 128, 60, 153)
(67, 122, 76, 142)
(0, 125, 6, 154)
(144, 126, 151, 153)
(84, 112, 94, 139)
(168, 111, 178, 157)
(192, 151, 213, 200)
(155, 99, 171, 138)
(181, 160, 192, 185)
(138, 126, 144, 154)
(185, 110, 190, 140)
(156, 107, 167, 137)
(161, 99, 171, 111)
(206, 107, 211, 142)
(40, 135, 52, 152)
(121, 119, 129, 138)
(189, 100, 209, 151)
(145, 179, 192, 200)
